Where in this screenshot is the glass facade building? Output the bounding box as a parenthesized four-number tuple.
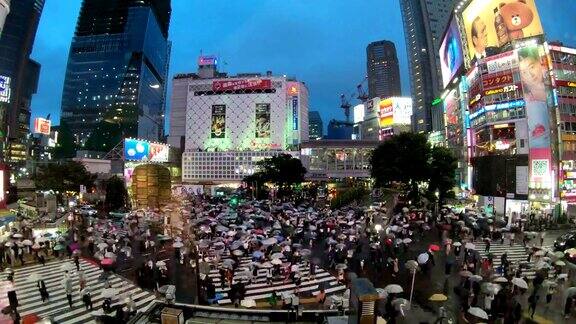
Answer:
(0, 0, 44, 165)
(366, 40, 401, 99)
(61, 0, 171, 148)
(308, 111, 323, 140)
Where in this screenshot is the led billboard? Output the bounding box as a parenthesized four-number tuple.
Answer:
(212, 79, 272, 91)
(33, 118, 51, 135)
(0, 75, 10, 103)
(462, 0, 544, 65)
(124, 138, 169, 162)
(439, 18, 464, 87)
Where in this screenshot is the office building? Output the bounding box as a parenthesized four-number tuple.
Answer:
(326, 120, 353, 140)
(399, 0, 456, 133)
(0, 0, 44, 166)
(308, 111, 323, 140)
(366, 40, 401, 99)
(60, 0, 172, 149)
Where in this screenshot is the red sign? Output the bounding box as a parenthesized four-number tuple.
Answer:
(482, 73, 514, 89)
(556, 80, 576, 88)
(33, 118, 51, 135)
(212, 79, 272, 91)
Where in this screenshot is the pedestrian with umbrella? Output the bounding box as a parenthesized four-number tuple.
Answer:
(81, 286, 93, 310)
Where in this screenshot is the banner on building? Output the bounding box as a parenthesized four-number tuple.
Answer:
(255, 103, 271, 138)
(211, 105, 226, 139)
(212, 79, 271, 91)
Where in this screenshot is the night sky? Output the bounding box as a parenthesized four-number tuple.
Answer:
(30, 0, 576, 131)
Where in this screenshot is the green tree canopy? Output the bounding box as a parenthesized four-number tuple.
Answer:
(33, 161, 96, 193)
(104, 175, 129, 211)
(244, 154, 307, 197)
(370, 133, 457, 203)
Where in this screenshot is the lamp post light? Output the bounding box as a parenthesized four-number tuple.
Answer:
(434, 190, 440, 216)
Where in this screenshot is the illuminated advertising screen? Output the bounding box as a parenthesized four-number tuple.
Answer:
(392, 98, 413, 125)
(211, 105, 226, 138)
(439, 19, 464, 87)
(353, 104, 365, 124)
(518, 45, 553, 187)
(212, 79, 272, 91)
(255, 103, 271, 138)
(33, 118, 51, 135)
(198, 55, 217, 66)
(0, 75, 10, 103)
(485, 50, 519, 74)
(124, 139, 169, 162)
(462, 0, 544, 65)
(444, 89, 462, 144)
(378, 98, 394, 128)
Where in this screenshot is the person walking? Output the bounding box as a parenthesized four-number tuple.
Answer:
(74, 254, 80, 271)
(81, 287, 93, 310)
(528, 292, 539, 318)
(78, 270, 86, 291)
(37, 279, 49, 302)
(62, 277, 74, 308)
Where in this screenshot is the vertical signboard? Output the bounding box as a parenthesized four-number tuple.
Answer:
(519, 45, 552, 188)
(292, 97, 299, 131)
(211, 105, 226, 138)
(255, 103, 271, 138)
(0, 75, 10, 103)
(33, 118, 51, 135)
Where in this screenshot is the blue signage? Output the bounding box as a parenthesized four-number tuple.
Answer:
(469, 99, 526, 120)
(124, 138, 150, 161)
(292, 96, 299, 130)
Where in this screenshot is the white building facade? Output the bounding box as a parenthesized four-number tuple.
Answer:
(171, 73, 309, 184)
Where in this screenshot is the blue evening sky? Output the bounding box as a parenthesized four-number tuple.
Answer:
(30, 0, 576, 131)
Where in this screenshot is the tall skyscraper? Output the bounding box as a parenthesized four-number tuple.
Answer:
(400, 0, 456, 133)
(308, 111, 323, 140)
(366, 40, 401, 99)
(61, 0, 171, 151)
(0, 0, 44, 165)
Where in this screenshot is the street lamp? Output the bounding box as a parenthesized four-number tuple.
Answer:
(434, 190, 440, 216)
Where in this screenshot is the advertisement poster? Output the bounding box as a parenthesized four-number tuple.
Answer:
(255, 103, 271, 138)
(211, 105, 226, 139)
(519, 45, 553, 186)
(379, 98, 394, 128)
(125, 138, 149, 161)
(444, 89, 461, 144)
(462, 0, 543, 64)
(0, 75, 10, 103)
(33, 118, 51, 135)
(439, 19, 464, 87)
(292, 97, 299, 131)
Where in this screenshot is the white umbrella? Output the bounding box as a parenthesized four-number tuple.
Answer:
(22, 239, 33, 246)
(271, 258, 283, 265)
(468, 307, 488, 320)
(465, 243, 475, 250)
(13, 234, 23, 238)
(493, 277, 508, 283)
(417, 253, 429, 264)
(384, 284, 404, 294)
(174, 237, 182, 242)
(402, 238, 412, 244)
(335, 263, 347, 270)
(156, 261, 166, 267)
(469, 275, 483, 282)
(35, 237, 48, 243)
(452, 242, 462, 247)
(97, 243, 108, 249)
(101, 288, 118, 299)
(512, 277, 528, 289)
(27, 273, 43, 282)
(4, 242, 13, 247)
(172, 242, 184, 248)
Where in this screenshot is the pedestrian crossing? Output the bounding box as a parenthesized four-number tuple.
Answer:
(206, 255, 346, 305)
(473, 240, 554, 280)
(0, 258, 157, 323)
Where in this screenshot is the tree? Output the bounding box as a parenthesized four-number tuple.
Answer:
(428, 146, 458, 203)
(33, 161, 96, 194)
(104, 175, 129, 211)
(244, 154, 307, 198)
(370, 132, 431, 200)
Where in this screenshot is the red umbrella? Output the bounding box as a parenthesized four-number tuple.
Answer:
(429, 244, 441, 252)
(101, 258, 114, 266)
(22, 314, 40, 324)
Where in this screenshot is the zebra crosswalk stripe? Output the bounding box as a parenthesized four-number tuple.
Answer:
(209, 255, 346, 305)
(0, 258, 156, 323)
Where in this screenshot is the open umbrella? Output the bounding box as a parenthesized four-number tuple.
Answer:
(12, 234, 23, 239)
(252, 251, 264, 259)
(452, 242, 462, 247)
(403, 238, 412, 244)
(172, 242, 184, 248)
(429, 293, 448, 302)
(53, 244, 64, 251)
(417, 253, 429, 264)
(101, 288, 118, 299)
(384, 284, 404, 294)
(459, 270, 473, 278)
(465, 243, 475, 250)
(32, 243, 41, 250)
(271, 258, 283, 265)
(101, 258, 114, 266)
(469, 275, 483, 282)
(429, 244, 440, 252)
(511, 277, 528, 289)
(405, 260, 419, 271)
(22, 239, 33, 246)
(335, 263, 347, 270)
(97, 243, 108, 249)
(493, 277, 508, 283)
(555, 260, 566, 266)
(468, 307, 488, 320)
(232, 250, 244, 256)
(27, 273, 42, 282)
(104, 251, 115, 258)
(156, 260, 166, 267)
(271, 252, 284, 259)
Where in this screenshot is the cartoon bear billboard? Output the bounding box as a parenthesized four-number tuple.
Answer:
(461, 0, 543, 65)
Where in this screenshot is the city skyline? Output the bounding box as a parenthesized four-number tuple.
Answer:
(30, 0, 576, 132)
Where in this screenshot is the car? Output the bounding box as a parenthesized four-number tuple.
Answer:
(553, 231, 576, 251)
(78, 205, 98, 216)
